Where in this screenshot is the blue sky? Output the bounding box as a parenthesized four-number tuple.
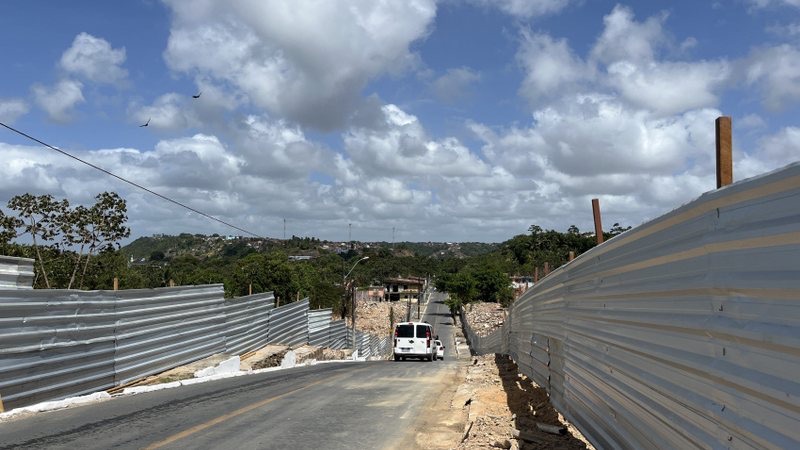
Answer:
(1, 0, 799, 243)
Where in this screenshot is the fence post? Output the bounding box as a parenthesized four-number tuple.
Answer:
(113, 277, 119, 291)
(534, 267, 539, 283)
(249, 283, 252, 296)
(0, 393, 4, 413)
(569, 251, 575, 261)
(716, 116, 733, 188)
(544, 262, 550, 275)
(592, 198, 604, 244)
(169, 279, 175, 287)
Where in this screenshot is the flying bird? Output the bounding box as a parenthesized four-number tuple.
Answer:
(139, 118, 150, 127)
(192, 91, 202, 99)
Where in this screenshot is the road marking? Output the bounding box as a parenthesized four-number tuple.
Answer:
(143, 373, 346, 449)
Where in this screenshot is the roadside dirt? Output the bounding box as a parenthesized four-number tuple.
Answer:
(451, 354, 593, 450)
(350, 299, 409, 336)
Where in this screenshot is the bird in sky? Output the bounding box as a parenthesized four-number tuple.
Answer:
(192, 91, 202, 99)
(139, 118, 150, 127)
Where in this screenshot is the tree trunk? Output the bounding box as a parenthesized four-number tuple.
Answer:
(79, 248, 93, 290)
(30, 218, 50, 288)
(67, 243, 85, 289)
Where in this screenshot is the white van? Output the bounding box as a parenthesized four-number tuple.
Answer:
(393, 322, 439, 361)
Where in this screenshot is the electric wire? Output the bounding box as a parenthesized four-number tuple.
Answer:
(0, 121, 266, 239)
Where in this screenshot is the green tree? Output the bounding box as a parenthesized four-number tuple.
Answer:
(7, 194, 67, 288)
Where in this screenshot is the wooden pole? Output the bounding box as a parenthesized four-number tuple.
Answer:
(592, 198, 604, 244)
(0, 393, 5, 413)
(113, 277, 119, 291)
(534, 267, 539, 283)
(169, 279, 175, 287)
(569, 251, 575, 261)
(249, 283, 252, 296)
(544, 262, 550, 275)
(296, 292, 300, 302)
(716, 116, 733, 188)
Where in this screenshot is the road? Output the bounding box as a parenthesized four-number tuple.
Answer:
(0, 293, 464, 450)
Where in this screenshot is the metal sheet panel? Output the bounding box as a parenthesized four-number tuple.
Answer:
(0, 289, 116, 409)
(329, 320, 348, 350)
(222, 293, 274, 356)
(113, 285, 226, 386)
(463, 163, 800, 449)
(308, 308, 332, 348)
(0, 256, 35, 289)
(268, 299, 309, 347)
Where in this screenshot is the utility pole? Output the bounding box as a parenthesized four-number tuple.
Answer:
(283, 217, 286, 240)
(392, 227, 395, 249)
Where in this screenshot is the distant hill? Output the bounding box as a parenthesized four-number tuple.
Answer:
(122, 234, 499, 262)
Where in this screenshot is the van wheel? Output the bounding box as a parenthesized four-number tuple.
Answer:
(394, 355, 399, 361)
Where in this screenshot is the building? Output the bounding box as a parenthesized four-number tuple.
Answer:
(355, 285, 386, 303)
(384, 276, 425, 302)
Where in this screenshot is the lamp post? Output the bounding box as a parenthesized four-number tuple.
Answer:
(344, 256, 369, 349)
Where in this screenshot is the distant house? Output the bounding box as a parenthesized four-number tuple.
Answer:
(355, 285, 386, 303)
(288, 255, 313, 261)
(384, 276, 425, 302)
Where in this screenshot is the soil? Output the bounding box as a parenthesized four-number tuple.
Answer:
(464, 302, 507, 337)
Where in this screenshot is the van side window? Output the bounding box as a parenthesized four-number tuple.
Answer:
(415, 324, 429, 337)
(396, 324, 414, 338)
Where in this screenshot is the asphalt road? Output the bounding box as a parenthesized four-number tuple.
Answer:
(0, 294, 463, 450)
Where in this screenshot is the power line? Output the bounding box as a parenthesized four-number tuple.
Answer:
(0, 121, 266, 239)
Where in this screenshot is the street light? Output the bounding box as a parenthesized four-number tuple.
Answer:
(344, 256, 369, 349)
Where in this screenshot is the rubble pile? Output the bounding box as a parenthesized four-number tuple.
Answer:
(464, 302, 507, 337)
(456, 354, 592, 450)
(351, 299, 409, 336)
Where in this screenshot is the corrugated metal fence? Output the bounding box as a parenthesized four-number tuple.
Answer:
(308, 308, 332, 347)
(462, 163, 800, 449)
(0, 287, 387, 410)
(0, 256, 34, 289)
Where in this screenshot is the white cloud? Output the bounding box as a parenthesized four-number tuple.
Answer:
(747, 0, 800, 8)
(131, 93, 200, 131)
(32, 79, 85, 123)
(744, 44, 800, 110)
(344, 104, 490, 177)
(162, 0, 436, 130)
(517, 31, 590, 103)
(467, 0, 571, 18)
(60, 33, 128, 85)
(431, 67, 481, 103)
(591, 5, 668, 65)
(0, 99, 29, 124)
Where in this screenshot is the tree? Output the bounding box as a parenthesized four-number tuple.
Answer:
(7, 194, 68, 288)
(76, 192, 131, 289)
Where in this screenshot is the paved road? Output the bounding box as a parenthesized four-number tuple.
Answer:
(0, 295, 463, 450)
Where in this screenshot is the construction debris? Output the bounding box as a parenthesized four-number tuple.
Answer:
(464, 302, 507, 337)
(351, 299, 409, 336)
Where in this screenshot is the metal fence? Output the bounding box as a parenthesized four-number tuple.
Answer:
(267, 298, 309, 347)
(329, 320, 348, 350)
(308, 308, 332, 348)
(461, 163, 800, 449)
(223, 293, 274, 356)
(1, 282, 397, 409)
(0, 256, 34, 289)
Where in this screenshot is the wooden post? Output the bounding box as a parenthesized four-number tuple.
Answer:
(716, 116, 733, 188)
(569, 251, 575, 261)
(592, 198, 604, 244)
(544, 262, 550, 275)
(534, 267, 539, 283)
(248, 283, 252, 296)
(113, 277, 119, 291)
(0, 393, 4, 413)
(296, 292, 300, 302)
(169, 279, 175, 287)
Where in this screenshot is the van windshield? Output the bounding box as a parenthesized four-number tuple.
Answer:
(396, 324, 414, 338)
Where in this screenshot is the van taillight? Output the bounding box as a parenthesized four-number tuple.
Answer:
(394, 328, 398, 337)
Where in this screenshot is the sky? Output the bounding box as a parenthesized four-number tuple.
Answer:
(0, 0, 799, 244)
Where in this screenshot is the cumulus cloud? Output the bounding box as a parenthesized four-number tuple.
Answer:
(32, 79, 85, 123)
(344, 104, 490, 177)
(431, 67, 481, 103)
(0, 99, 30, 123)
(517, 32, 589, 103)
(743, 44, 800, 110)
(60, 32, 128, 85)
(162, 0, 436, 130)
(590, 5, 668, 65)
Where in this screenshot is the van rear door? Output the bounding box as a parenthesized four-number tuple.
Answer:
(394, 323, 416, 355)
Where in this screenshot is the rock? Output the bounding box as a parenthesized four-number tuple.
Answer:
(491, 439, 512, 449)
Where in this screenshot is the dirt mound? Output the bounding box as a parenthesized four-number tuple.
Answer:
(351, 299, 409, 336)
(464, 302, 506, 337)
